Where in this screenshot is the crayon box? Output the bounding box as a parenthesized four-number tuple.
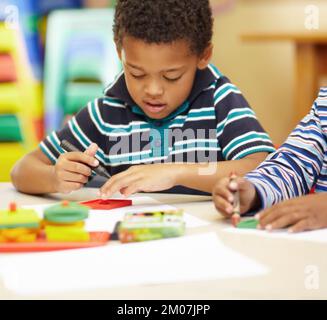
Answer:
(118, 209, 185, 243)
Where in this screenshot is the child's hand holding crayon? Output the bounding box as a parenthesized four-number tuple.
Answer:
(53, 143, 99, 194)
(213, 175, 260, 220)
(214, 176, 327, 233)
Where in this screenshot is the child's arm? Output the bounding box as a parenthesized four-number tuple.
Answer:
(213, 90, 327, 232)
(177, 152, 268, 193)
(245, 96, 327, 209)
(98, 151, 268, 197)
(11, 144, 99, 194)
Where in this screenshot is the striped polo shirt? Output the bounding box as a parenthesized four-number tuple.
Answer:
(40, 64, 275, 195)
(246, 88, 327, 208)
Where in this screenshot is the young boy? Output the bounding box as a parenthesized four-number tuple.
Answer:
(213, 88, 327, 232)
(11, 0, 274, 196)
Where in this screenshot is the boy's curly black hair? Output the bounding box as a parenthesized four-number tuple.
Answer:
(113, 0, 213, 55)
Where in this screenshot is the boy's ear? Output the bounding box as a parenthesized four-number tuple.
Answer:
(197, 44, 213, 70)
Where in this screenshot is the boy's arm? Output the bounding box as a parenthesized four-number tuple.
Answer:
(11, 149, 58, 194)
(177, 152, 268, 193)
(11, 146, 99, 195)
(11, 99, 107, 195)
(99, 152, 268, 197)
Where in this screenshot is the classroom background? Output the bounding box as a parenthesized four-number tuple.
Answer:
(0, 0, 326, 182)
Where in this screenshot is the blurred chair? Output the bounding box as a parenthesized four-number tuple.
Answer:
(44, 9, 121, 133)
(63, 34, 105, 114)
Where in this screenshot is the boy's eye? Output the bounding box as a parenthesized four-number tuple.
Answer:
(131, 73, 145, 79)
(130, 73, 182, 81)
(164, 75, 182, 82)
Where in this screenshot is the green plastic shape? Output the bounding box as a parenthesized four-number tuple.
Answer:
(44, 202, 89, 224)
(236, 218, 259, 229)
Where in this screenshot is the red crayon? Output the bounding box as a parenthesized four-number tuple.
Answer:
(229, 173, 241, 227)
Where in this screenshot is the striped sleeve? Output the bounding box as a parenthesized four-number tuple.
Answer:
(215, 77, 275, 160)
(246, 90, 327, 209)
(39, 98, 106, 165)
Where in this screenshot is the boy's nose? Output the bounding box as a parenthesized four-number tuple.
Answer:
(144, 81, 164, 97)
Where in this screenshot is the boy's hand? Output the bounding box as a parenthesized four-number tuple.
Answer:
(53, 143, 99, 194)
(213, 176, 259, 218)
(256, 193, 327, 233)
(99, 164, 178, 197)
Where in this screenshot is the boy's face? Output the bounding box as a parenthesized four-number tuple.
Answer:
(118, 36, 212, 119)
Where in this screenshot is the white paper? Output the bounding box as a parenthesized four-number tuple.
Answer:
(0, 233, 268, 296)
(224, 226, 327, 243)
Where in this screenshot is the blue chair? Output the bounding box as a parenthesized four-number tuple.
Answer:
(44, 9, 121, 132)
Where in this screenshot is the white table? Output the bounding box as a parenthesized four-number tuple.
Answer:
(0, 183, 326, 300)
